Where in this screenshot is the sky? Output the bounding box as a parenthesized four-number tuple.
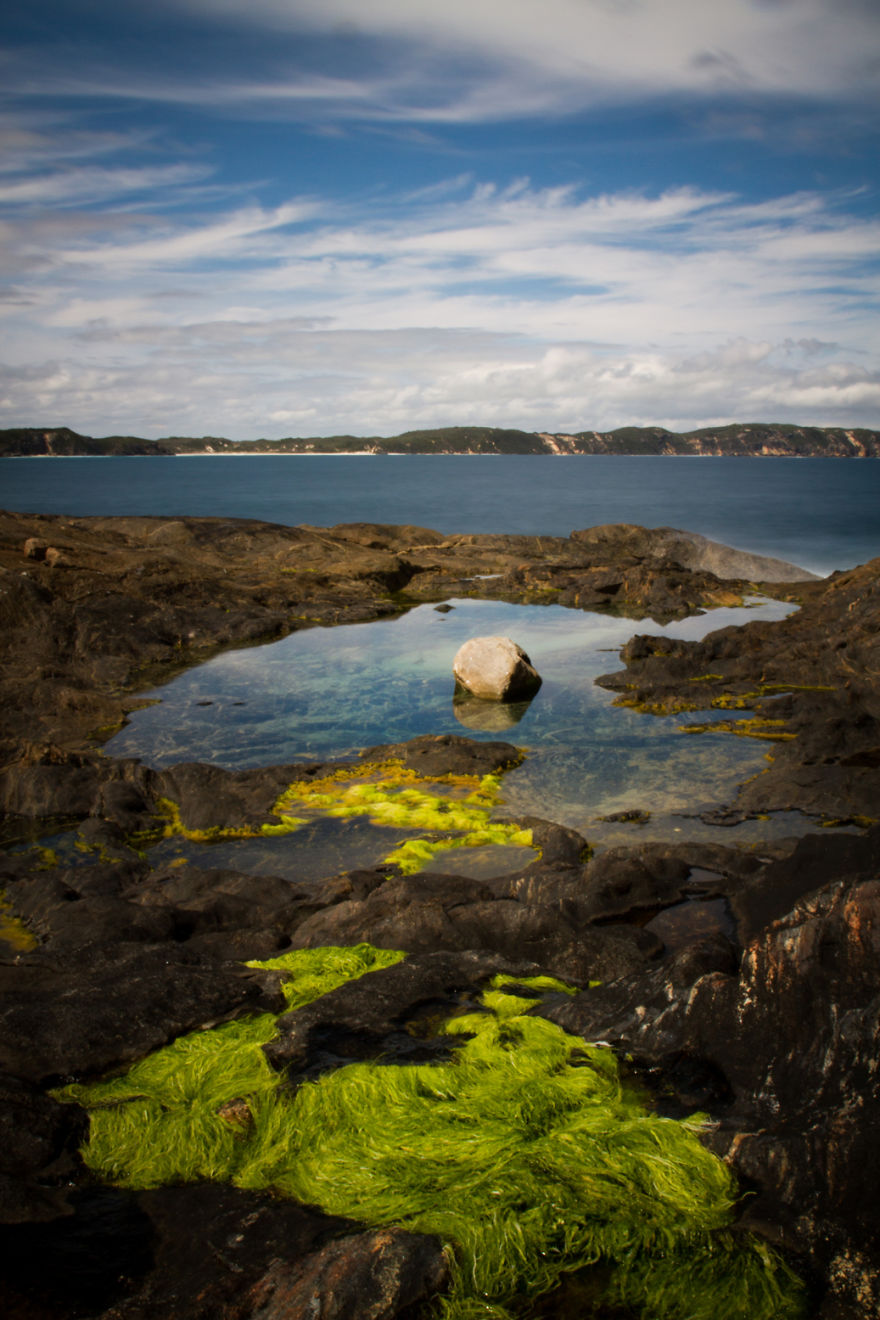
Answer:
(1, 0, 878, 440)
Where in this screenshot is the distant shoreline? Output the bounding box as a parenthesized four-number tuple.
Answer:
(1, 450, 876, 460)
(1, 421, 879, 458)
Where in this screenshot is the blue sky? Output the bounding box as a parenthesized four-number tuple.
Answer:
(1, 0, 878, 439)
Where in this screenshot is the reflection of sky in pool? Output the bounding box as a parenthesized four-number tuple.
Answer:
(107, 596, 800, 850)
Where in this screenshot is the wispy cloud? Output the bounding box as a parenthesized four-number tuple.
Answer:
(1, 168, 877, 436)
(4, 1, 879, 126)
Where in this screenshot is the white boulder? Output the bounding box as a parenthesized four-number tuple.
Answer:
(452, 636, 542, 702)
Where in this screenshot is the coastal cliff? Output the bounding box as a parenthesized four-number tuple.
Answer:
(1, 421, 879, 456)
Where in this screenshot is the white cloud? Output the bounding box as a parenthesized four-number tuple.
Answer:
(4, 0, 877, 127)
(0, 99, 876, 438)
(170, 0, 880, 113)
(0, 162, 212, 207)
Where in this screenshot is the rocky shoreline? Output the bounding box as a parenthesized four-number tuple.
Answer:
(1, 510, 878, 1318)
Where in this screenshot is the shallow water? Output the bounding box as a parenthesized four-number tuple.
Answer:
(102, 595, 819, 867)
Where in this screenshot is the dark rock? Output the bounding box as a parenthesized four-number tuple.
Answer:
(542, 860, 880, 1316)
(0, 945, 286, 1084)
(225, 1226, 449, 1320)
(2, 1182, 444, 1320)
(1, 1186, 155, 1318)
(0, 1073, 88, 1223)
(286, 817, 664, 985)
(358, 732, 522, 778)
(104, 1184, 443, 1320)
(265, 949, 542, 1077)
(729, 824, 880, 944)
(153, 762, 295, 835)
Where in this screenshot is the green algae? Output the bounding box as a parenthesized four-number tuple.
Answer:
(57, 947, 806, 1320)
(0, 890, 38, 951)
(273, 762, 537, 874)
(679, 718, 796, 742)
(138, 760, 537, 876)
(385, 824, 534, 875)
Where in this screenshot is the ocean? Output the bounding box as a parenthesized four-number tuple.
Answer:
(2, 453, 880, 576)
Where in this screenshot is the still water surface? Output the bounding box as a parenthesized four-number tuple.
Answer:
(3, 454, 879, 575)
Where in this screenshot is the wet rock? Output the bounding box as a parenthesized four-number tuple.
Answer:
(291, 866, 661, 985)
(1, 1186, 155, 1318)
(0, 945, 286, 1084)
(359, 732, 522, 778)
(0, 1073, 88, 1223)
(106, 1185, 446, 1320)
(265, 950, 542, 1077)
(228, 1226, 449, 1320)
(3, 1182, 439, 1320)
(541, 852, 880, 1315)
(452, 635, 542, 701)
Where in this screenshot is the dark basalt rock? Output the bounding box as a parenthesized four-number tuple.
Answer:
(290, 865, 662, 985)
(358, 732, 522, 778)
(0, 945, 286, 1085)
(2, 1181, 446, 1320)
(0, 1073, 88, 1223)
(540, 853, 880, 1318)
(264, 949, 543, 1077)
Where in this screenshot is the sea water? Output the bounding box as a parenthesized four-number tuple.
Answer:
(2, 453, 880, 575)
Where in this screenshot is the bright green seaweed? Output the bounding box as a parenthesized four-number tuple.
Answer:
(145, 760, 537, 875)
(58, 947, 805, 1320)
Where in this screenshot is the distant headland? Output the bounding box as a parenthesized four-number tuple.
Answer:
(1, 422, 878, 457)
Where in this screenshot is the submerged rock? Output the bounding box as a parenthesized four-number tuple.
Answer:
(452, 635, 542, 701)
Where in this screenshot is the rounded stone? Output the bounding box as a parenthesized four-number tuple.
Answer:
(452, 636, 542, 702)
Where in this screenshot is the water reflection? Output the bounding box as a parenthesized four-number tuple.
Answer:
(452, 692, 534, 732)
